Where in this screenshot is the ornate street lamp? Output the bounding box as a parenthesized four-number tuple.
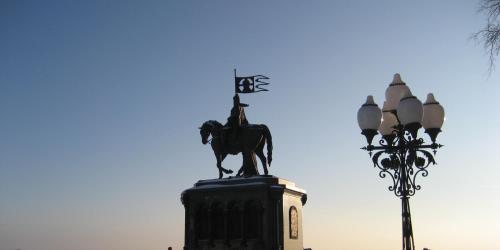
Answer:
(357, 74, 445, 250)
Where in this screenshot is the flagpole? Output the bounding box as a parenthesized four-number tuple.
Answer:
(234, 69, 237, 94)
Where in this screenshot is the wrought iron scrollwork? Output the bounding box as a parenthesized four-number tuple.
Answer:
(364, 128, 441, 198)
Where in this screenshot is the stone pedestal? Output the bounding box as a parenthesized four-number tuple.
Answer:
(181, 176, 307, 250)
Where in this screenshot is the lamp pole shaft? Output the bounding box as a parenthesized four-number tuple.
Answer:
(399, 151, 415, 250)
(401, 196, 415, 250)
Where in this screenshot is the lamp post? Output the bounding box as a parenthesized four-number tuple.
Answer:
(357, 74, 445, 250)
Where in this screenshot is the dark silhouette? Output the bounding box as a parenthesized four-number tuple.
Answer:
(224, 94, 249, 147)
(199, 120, 272, 178)
(199, 94, 272, 178)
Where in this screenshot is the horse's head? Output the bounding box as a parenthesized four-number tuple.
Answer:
(199, 120, 222, 145)
(199, 122, 210, 145)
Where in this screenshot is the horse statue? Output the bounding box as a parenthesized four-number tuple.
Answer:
(199, 120, 273, 179)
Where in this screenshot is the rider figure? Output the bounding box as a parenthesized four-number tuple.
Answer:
(224, 94, 248, 147)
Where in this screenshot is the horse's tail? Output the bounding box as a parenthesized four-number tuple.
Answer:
(261, 124, 273, 166)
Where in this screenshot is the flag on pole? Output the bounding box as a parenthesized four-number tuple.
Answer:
(234, 69, 270, 93)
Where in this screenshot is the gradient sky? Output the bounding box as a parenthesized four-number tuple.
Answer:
(1, 1, 500, 250)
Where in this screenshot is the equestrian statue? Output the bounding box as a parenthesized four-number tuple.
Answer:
(199, 94, 273, 178)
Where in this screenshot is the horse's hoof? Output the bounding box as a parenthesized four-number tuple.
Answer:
(227, 169, 234, 174)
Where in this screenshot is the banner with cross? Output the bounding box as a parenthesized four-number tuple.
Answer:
(234, 69, 270, 94)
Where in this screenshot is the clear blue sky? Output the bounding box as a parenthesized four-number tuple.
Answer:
(1, 1, 499, 250)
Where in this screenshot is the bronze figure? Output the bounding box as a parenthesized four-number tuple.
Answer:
(199, 95, 273, 178)
(223, 94, 249, 148)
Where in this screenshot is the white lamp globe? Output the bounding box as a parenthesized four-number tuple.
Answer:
(396, 91, 423, 126)
(385, 73, 411, 111)
(378, 102, 399, 136)
(357, 95, 382, 130)
(422, 93, 445, 143)
(357, 95, 382, 145)
(422, 93, 445, 129)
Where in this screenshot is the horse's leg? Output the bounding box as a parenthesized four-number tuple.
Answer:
(236, 152, 245, 177)
(256, 141, 268, 175)
(220, 153, 233, 174)
(242, 152, 251, 177)
(215, 152, 224, 179)
(250, 152, 259, 176)
(236, 165, 244, 176)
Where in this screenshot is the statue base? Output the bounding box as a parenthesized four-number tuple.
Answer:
(181, 175, 307, 250)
